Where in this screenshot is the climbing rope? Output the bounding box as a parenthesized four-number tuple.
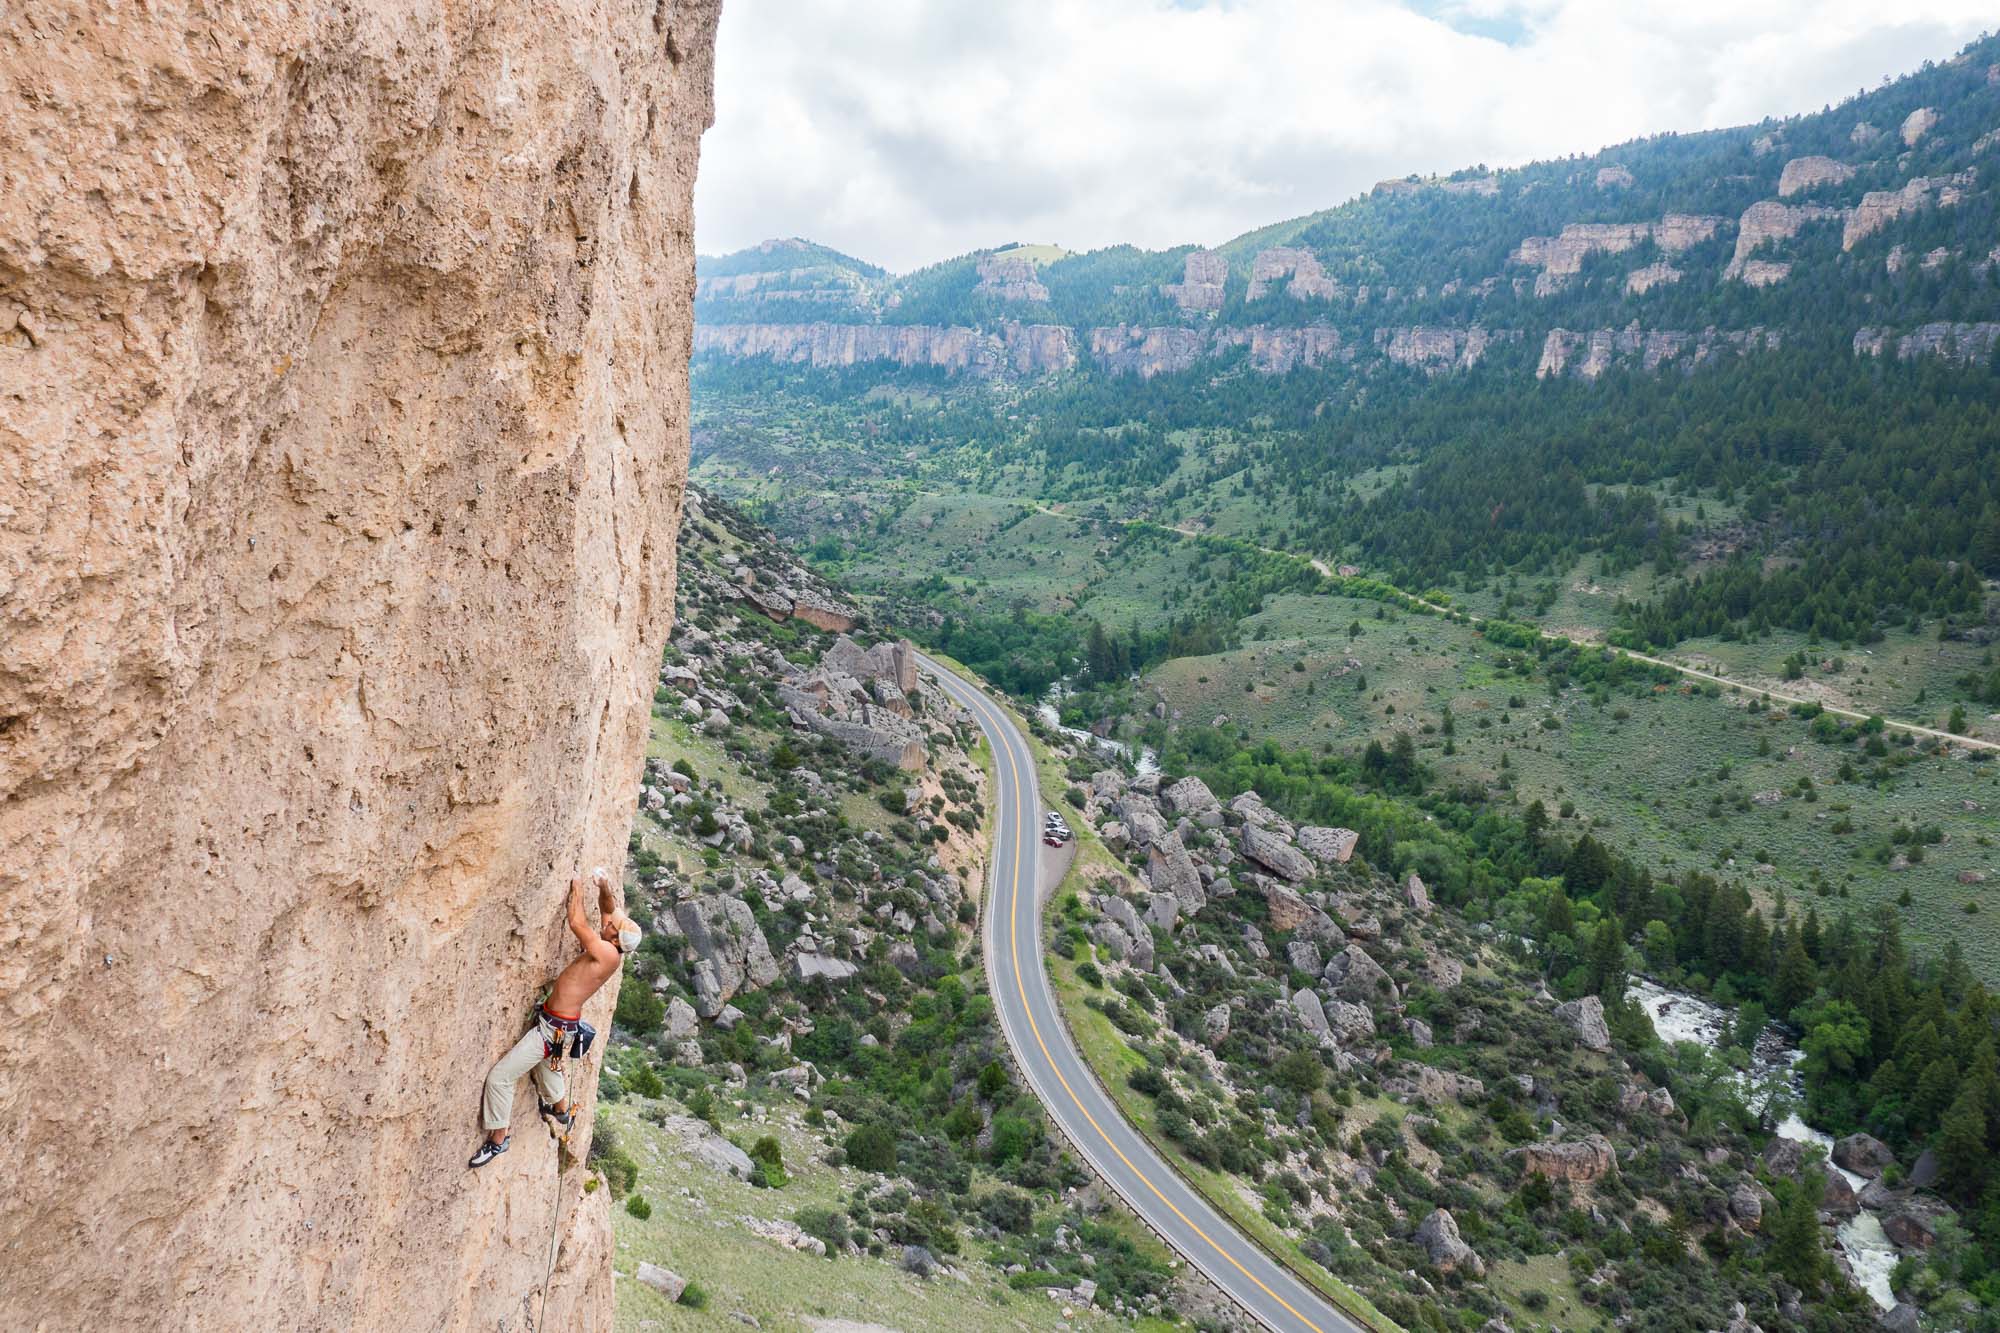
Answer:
(530, 1124, 567, 1333)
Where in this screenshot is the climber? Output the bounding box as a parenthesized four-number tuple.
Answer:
(468, 867, 641, 1168)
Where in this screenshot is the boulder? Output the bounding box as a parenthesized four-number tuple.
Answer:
(1908, 1149, 1940, 1190)
(635, 1262, 687, 1303)
(1728, 1182, 1764, 1231)
(1555, 995, 1613, 1052)
(1297, 826, 1360, 864)
(1324, 999, 1377, 1045)
(1145, 892, 1181, 932)
(1387, 1066, 1485, 1106)
(664, 996, 699, 1041)
(1160, 775, 1220, 819)
(1291, 988, 1332, 1040)
(1121, 804, 1169, 850)
(1414, 1209, 1484, 1276)
(1203, 1003, 1231, 1047)
(1820, 1170, 1860, 1218)
(1762, 1137, 1810, 1178)
(901, 1245, 940, 1278)
(1241, 824, 1314, 883)
(1881, 1196, 1952, 1251)
(1403, 873, 1431, 914)
(1405, 1018, 1434, 1049)
(1265, 884, 1316, 932)
(1509, 1134, 1617, 1185)
(676, 895, 781, 1018)
(1286, 940, 1323, 977)
(1833, 1133, 1896, 1180)
(1145, 832, 1206, 913)
(789, 952, 860, 984)
(695, 1133, 756, 1181)
(1323, 944, 1398, 1007)
(1878, 1305, 1920, 1333)
(1423, 954, 1465, 989)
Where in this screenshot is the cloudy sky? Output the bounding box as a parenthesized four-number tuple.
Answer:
(695, 1, 1995, 272)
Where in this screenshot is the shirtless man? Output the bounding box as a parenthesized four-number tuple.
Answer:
(468, 868, 640, 1168)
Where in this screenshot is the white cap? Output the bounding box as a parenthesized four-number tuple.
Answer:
(618, 924, 642, 953)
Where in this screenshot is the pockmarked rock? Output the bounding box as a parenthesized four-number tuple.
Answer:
(0, 5, 720, 1329)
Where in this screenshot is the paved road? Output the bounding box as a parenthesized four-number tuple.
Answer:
(920, 654, 1363, 1333)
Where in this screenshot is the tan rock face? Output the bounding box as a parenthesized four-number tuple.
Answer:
(1842, 172, 1975, 250)
(1624, 261, 1682, 295)
(974, 253, 1050, 303)
(1247, 247, 1341, 301)
(1538, 326, 1781, 380)
(0, 3, 718, 1329)
(1512, 217, 1721, 296)
(1902, 106, 1940, 147)
(695, 321, 1078, 377)
(1211, 324, 1345, 374)
(1089, 323, 1208, 377)
(1725, 200, 1846, 278)
(1376, 325, 1505, 372)
(1777, 155, 1856, 197)
(1163, 249, 1228, 312)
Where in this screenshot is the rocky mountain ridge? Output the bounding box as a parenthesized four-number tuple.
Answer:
(696, 36, 2000, 386)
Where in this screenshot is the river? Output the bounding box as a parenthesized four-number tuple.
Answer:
(1038, 684, 1159, 775)
(1628, 979, 1899, 1309)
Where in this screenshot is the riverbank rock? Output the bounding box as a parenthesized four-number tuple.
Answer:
(1881, 1195, 1953, 1250)
(1821, 1171, 1861, 1218)
(1833, 1133, 1897, 1179)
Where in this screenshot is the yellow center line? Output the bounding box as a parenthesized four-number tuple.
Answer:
(940, 666, 1328, 1333)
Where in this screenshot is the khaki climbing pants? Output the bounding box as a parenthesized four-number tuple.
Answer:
(482, 1016, 567, 1132)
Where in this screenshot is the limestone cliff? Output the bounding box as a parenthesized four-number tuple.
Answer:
(0, 3, 718, 1330)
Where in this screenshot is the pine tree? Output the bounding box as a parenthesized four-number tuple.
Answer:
(1587, 914, 1627, 1001)
(1776, 928, 1824, 1012)
(1769, 1174, 1831, 1293)
(1937, 1088, 1991, 1198)
(1541, 886, 1576, 943)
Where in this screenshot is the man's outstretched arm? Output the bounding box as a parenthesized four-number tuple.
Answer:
(593, 865, 621, 924)
(566, 876, 598, 949)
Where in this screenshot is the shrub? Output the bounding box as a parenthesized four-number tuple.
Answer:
(679, 1282, 708, 1310)
(795, 1205, 848, 1254)
(614, 980, 665, 1035)
(624, 1194, 651, 1220)
(587, 1122, 639, 1199)
(625, 1061, 665, 1100)
(749, 1134, 788, 1188)
(844, 1122, 898, 1173)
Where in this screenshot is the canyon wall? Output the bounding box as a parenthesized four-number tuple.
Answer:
(0, 2, 718, 1329)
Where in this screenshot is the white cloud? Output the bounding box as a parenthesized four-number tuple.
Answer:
(694, 0, 1996, 271)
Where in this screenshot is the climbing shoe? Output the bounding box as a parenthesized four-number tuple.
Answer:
(467, 1137, 508, 1169)
(540, 1102, 574, 1132)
